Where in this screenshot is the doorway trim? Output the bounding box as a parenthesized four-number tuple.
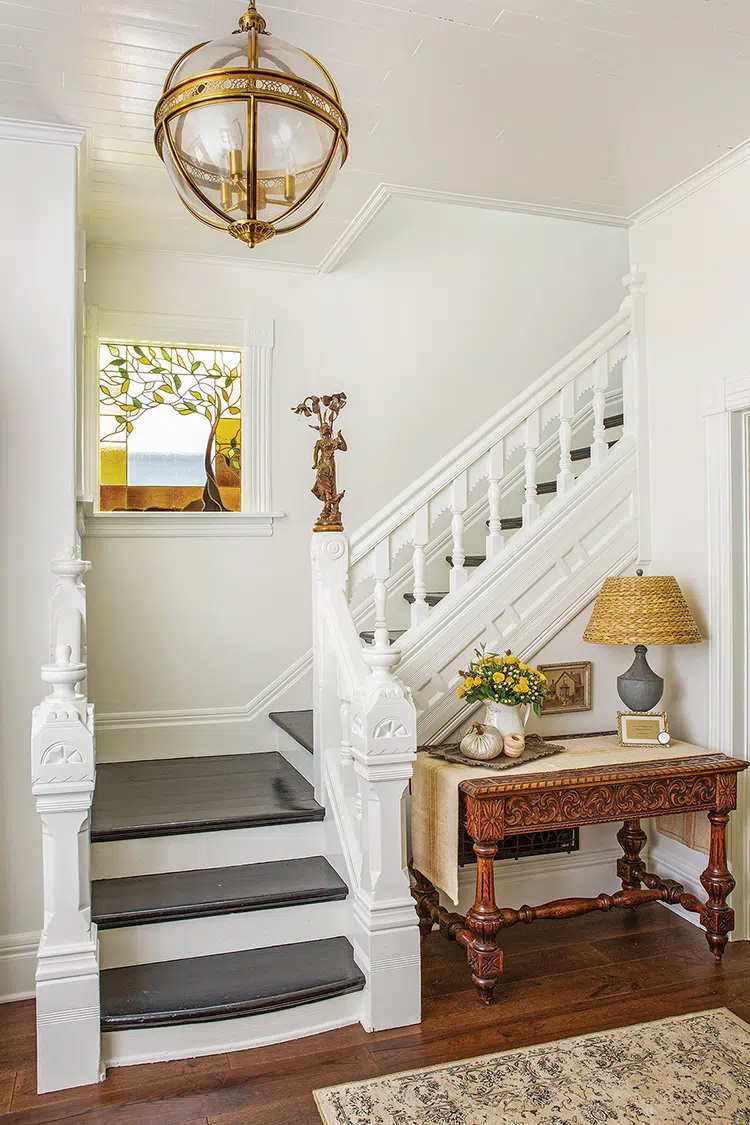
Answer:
(705, 375, 750, 941)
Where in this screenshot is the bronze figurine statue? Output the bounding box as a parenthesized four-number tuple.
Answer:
(292, 393, 348, 531)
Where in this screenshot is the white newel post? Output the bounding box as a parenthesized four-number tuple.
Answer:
(32, 553, 100, 1093)
(621, 268, 651, 563)
(351, 644, 420, 1032)
(312, 530, 420, 1032)
(311, 532, 350, 805)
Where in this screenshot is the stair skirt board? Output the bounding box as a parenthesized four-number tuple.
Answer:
(102, 990, 364, 1068)
(99, 899, 351, 969)
(92, 820, 330, 880)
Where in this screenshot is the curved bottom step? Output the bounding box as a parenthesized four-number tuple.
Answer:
(103, 989, 364, 1068)
(101, 936, 365, 1031)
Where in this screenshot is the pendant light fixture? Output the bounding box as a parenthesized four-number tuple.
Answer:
(154, 1, 349, 249)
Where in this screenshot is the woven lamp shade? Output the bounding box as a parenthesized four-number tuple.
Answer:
(583, 575, 702, 646)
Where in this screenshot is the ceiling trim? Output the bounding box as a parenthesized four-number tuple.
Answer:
(87, 244, 320, 276)
(318, 182, 630, 274)
(630, 135, 750, 227)
(0, 118, 86, 148)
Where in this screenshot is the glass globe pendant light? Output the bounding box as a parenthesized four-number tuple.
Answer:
(154, 1, 349, 249)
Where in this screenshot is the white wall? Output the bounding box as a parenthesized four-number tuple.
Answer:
(629, 154, 750, 932)
(85, 201, 628, 720)
(0, 125, 82, 996)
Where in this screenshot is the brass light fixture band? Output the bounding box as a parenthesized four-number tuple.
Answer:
(154, 68, 349, 138)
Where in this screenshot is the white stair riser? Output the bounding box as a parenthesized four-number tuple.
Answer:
(102, 990, 364, 1067)
(99, 899, 351, 969)
(92, 820, 328, 879)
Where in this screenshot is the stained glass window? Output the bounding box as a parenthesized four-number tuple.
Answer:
(98, 342, 242, 512)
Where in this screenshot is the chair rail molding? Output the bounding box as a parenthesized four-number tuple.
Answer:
(704, 373, 750, 942)
(81, 307, 280, 537)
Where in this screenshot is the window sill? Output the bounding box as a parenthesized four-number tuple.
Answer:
(79, 503, 284, 539)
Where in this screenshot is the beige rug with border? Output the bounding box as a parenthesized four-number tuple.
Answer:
(314, 1008, 750, 1125)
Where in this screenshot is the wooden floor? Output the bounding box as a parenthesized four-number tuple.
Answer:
(3, 904, 750, 1124)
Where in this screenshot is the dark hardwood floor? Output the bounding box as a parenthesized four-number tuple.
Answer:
(3, 904, 750, 1124)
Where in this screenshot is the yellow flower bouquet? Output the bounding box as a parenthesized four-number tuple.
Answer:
(457, 646, 550, 716)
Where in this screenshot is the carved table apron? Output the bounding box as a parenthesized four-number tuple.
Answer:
(411, 753, 748, 1004)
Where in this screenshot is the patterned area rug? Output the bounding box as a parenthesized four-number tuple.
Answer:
(314, 1009, 750, 1124)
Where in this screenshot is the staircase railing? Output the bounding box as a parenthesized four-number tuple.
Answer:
(312, 533, 420, 1032)
(31, 549, 100, 1092)
(348, 301, 636, 636)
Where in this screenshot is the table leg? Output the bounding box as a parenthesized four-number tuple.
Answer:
(465, 841, 504, 1005)
(699, 809, 736, 961)
(617, 818, 647, 890)
(410, 864, 439, 937)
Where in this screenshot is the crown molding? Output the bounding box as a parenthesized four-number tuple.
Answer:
(87, 242, 320, 276)
(318, 182, 630, 274)
(0, 118, 86, 147)
(629, 135, 750, 227)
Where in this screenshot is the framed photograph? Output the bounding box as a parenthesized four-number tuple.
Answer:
(617, 711, 669, 747)
(537, 661, 592, 715)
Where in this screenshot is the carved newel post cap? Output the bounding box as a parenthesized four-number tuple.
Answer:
(362, 645, 401, 679)
(41, 645, 86, 701)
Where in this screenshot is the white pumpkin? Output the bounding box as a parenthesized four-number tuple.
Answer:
(460, 721, 505, 761)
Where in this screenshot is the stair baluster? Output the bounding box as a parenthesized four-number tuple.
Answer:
(591, 355, 609, 467)
(522, 411, 541, 526)
(557, 384, 576, 495)
(450, 471, 468, 592)
(485, 440, 504, 560)
(410, 506, 429, 627)
(373, 538, 391, 648)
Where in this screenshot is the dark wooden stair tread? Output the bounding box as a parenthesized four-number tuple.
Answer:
(100, 936, 366, 1030)
(446, 555, 485, 568)
(403, 592, 446, 606)
(92, 752, 323, 843)
(359, 629, 406, 644)
(269, 709, 314, 754)
(92, 857, 347, 929)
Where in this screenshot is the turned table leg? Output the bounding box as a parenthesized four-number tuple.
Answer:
(700, 809, 736, 961)
(465, 840, 504, 1004)
(617, 818, 647, 890)
(410, 864, 440, 937)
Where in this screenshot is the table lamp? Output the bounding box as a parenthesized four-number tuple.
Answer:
(583, 569, 702, 711)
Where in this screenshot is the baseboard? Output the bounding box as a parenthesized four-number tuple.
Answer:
(0, 932, 39, 1003)
(646, 835, 705, 931)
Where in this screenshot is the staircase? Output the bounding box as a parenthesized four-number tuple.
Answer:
(31, 278, 647, 1091)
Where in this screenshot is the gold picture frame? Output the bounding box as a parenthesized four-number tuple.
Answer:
(538, 660, 592, 715)
(617, 710, 669, 747)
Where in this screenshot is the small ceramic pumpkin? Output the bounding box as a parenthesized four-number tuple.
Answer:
(503, 732, 525, 759)
(460, 721, 504, 761)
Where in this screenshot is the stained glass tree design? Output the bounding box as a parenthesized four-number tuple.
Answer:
(99, 343, 242, 512)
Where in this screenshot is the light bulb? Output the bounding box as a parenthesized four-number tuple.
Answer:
(284, 148, 296, 204)
(220, 118, 244, 180)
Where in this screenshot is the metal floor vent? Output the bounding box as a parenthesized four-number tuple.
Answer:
(458, 826, 579, 866)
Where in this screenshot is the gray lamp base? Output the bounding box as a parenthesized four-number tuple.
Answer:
(617, 645, 664, 712)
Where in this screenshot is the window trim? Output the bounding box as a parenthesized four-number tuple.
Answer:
(81, 307, 282, 537)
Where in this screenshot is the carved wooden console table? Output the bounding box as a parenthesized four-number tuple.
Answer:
(411, 751, 748, 1005)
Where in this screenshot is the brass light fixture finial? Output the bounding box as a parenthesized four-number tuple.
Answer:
(236, 1, 267, 35)
(155, 2, 348, 250)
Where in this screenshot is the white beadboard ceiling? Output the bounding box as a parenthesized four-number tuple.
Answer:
(2, 0, 750, 268)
